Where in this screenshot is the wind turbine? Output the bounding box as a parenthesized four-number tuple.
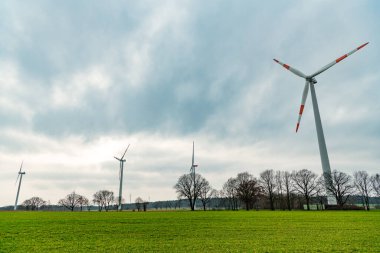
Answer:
(114, 144, 130, 211)
(189, 141, 198, 209)
(274, 42, 369, 205)
(14, 161, 26, 211)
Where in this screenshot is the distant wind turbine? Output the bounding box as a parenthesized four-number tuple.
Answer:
(274, 42, 369, 205)
(114, 144, 130, 211)
(190, 141, 198, 208)
(14, 161, 26, 211)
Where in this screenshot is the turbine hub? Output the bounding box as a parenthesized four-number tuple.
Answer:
(306, 77, 317, 84)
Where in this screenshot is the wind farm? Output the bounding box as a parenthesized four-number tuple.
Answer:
(1, 3, 378, 212)
(1, 1, 380, 252)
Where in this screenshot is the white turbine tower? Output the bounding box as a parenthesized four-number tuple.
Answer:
(190, 141, 197, 172)
(189, 141, 198, 209)
(274, 42, 369, 205)
(114, 144, 130, 211)
(14, 161, 26, 211)
(190, 141, 199, 177)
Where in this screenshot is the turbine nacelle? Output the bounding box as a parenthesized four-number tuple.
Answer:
(306, 77, 317, 84)
(15, 161, 25, 184)
(114, 157, 126, 162)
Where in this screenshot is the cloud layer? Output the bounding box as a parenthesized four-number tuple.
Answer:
(0, 1, 379, 206)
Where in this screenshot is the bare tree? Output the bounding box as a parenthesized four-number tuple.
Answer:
(222, 177, 239, 210)
(236, 172, 262, 211)
(143, 201, 149, 211)
(93, 190, 114, 212)
(371, 174, 380, 197)
(199, 178, 217, 211)
(104, 191, 114, 211)
(174, 173, 208, 211)
(174, 174, 192, 209)
(275, 171, 297, 210)
(260, 169, 276, 210)
(93, 191, 103, 211)
(23, 199, 33, 210)
(78, 195, 89, 211)
(22, 199, 32, 211)
(275, 171, 285, 210)
(282, 171, 293, 210)
(291, 169, 319, 210)
(314, 176, 327, 210)
(324, 170, 354, 208)
(135, 197, 143, 211)
(58, 192, 82, 211)
(354, 171, 372, 211)
(22, 197, 46, 211)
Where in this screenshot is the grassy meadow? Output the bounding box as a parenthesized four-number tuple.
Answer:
(0, 210, 379, 252)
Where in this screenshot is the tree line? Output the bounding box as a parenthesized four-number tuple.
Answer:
(21, 190, 152, 212)
(22, 190, 117, 211)
(174, 169, 380, 211)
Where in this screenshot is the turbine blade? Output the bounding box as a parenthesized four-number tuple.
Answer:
(114, 156, 121, 161)
(310, 42, 369, 78)
(15, 174, 20, 185)
(121, 144, 130, 159)
(15, 161, 23, 184)
(296, 81, 310, 132)
(273, 59, 307, 78)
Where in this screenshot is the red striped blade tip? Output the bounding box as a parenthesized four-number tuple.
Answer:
(357, 42, 369, 50)
(296, 123, 300, 133)
(336, 54, 348, 63)
(299, 105, 305, 115)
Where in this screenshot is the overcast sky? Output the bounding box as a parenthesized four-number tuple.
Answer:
(1, 1, 379, 207)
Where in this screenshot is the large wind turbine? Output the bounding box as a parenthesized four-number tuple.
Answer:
(274, 42, 369, 205)
(114, 144, 130, 211)
(14, 162, 26, 211)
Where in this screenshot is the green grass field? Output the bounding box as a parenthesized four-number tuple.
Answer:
(0, 210, 379, 252)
